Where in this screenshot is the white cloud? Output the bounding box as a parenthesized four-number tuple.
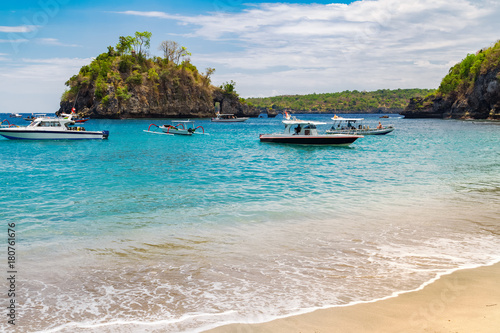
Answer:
(0, 25, 38, 33)
(119, 0, 500, 97)
(0, 57, 92, 113)
(116, 10, 180, 20)
(0, 57, 91, 81)
(36, 38, 82, 47)
(0, 39, 29, 43)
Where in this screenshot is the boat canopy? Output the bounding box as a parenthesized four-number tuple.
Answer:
(28, 117, 75, 128)
(282, 120, 326, 126)
(331, 117, 364, 121)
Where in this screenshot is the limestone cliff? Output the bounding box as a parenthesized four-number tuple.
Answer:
(58, 45, 257, 119)
(402, 40, 500, 120)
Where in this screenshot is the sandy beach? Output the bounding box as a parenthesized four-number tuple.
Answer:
(205, 262, 500, 333)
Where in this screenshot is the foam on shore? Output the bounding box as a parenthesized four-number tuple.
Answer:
(204, 261, 500, 333)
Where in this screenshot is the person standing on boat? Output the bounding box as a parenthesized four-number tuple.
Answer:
(377, 122, 383, 129)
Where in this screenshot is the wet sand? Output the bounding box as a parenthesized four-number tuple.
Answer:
(205, 262, 500, 333)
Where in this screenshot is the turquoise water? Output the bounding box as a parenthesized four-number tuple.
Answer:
(1, 114, 499, 332)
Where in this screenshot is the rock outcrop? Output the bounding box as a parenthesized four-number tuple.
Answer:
(58, 51, 257, 119)
(402, 70, 500, 119)
(212, 89, 259, 118)
(402, 40, 500, 120)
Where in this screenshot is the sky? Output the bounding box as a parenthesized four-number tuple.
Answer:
(1, 0, 499, 113)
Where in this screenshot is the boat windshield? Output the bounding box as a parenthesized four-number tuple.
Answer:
(37, 121, 62, 127)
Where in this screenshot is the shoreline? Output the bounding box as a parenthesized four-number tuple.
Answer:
(204, 262, 500, 333)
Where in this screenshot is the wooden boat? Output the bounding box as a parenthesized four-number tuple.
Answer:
(144, 120, 206, 136)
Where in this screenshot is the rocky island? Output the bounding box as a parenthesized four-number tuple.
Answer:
(58, 32, 257, 119)
(402, 40, 500, 120)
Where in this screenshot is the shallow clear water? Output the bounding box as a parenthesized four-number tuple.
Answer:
(1, 114, 499, 332)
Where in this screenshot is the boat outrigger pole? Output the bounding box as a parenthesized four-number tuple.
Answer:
(71, 89, 80, 114)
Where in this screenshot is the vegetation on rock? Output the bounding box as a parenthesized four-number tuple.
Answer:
(402, 40, 500, 119)
(438, 41, 500, 98)
(60, 32, 255, 119)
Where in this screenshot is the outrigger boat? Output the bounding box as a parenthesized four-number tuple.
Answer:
(326, 116, 394, 135)
(144, 120, 206, 136)
(259, 118, 363, 146)
(0, 116, 109, 140)
(211, 113, 249, 122)
(60, 113, 90, 123)
(60, 107, 90, 123)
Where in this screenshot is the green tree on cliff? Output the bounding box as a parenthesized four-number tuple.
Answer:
(221, 80, 237, 95)
(116, 36, 134, 55)
(115, 32, 152, 57)
(133, 31, 152, 57)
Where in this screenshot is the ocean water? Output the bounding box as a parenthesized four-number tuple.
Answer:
(1, 113, 499, 332)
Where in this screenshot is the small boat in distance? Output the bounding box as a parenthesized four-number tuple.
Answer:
(259, 118, 363, 146)
(211, 113, 249, 122)
(0, 116, 109, 140)
(326, 116, 394, 135)
(144, 120, 206, 136)
(9, 113, 22, 118)
(60, 113, 90, 123)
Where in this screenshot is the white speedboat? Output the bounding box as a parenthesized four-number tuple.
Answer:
(9, 113, 22, 118)
(0, 116, 109, 140)
(259, 118, 363, 146)
(326, 116, 394, 135)
(211, 113, 249, 122)
(144, 120, 205, 136)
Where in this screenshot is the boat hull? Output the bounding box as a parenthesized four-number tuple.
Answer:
(211, 118, 249, 122)
(259, 134, 362, 146)
(326, 127, 394, 135)
(73, 118, 90, 123)
(0, 129, 109, 140)
(160, 126, 192, 135)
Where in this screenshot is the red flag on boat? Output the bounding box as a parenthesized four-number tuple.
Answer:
(71, 107, 76, 114)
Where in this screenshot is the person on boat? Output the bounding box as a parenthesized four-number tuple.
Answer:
(295, 124, 301, 134)
(377, 122, 383, 129)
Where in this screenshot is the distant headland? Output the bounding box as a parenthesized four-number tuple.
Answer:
(247, 89, 435, 115)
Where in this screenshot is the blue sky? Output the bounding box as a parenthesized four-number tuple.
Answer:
(1, 0, 499, 113)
